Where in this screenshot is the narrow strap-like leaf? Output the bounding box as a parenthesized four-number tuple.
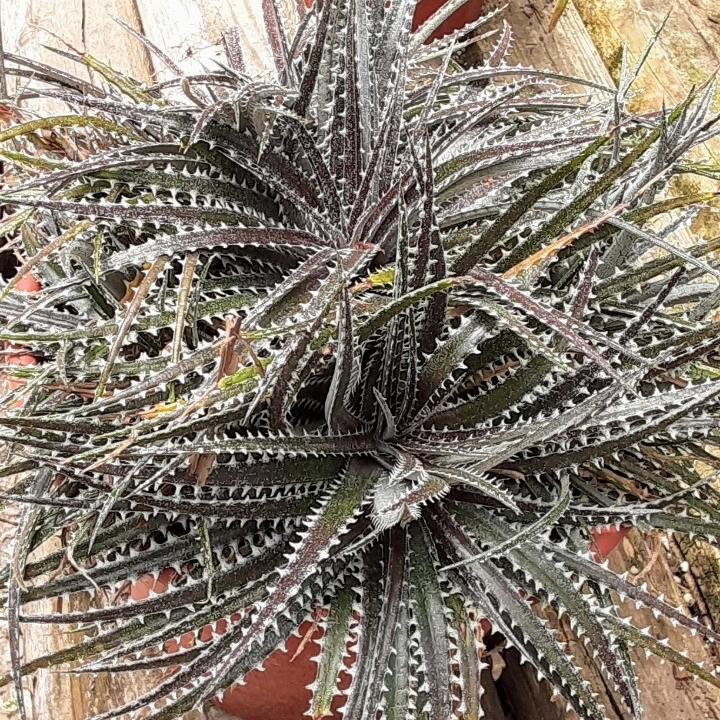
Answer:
(426, 463, 519, 514)
(451, 136, 608, 275)
(410, 0, 477, 49)
(342, 527, 406, 720)
(601, 611, 720, 691)
(103, 227, 321, 273)
(295, 0, 334, 118)
(496, 94, 697, 275)
(407, 521, 452, 718)
(468, 266, 624, 379)
(95, 255, 168, 397)
(553, 544, 720, 644)
(195, 458, 381, 703)
(429, 507, 608, 720)
(445, 594, 485, 720)
(442, 474, 570, 571)
(308, 580, 357, 719)
(325, 285, 360, 431)
(262, 0, 290, 77)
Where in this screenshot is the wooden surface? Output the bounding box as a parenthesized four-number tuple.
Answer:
(573, 0, 720, 116)
(1, 0, 152, 85)
(0, 0, 299, 91)
(491, 0, 615, 89)
(1, 1, 720, 719)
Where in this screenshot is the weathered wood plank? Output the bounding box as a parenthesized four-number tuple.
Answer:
(135, 0, 299, 82)
(0, 0, 152, 90)
(608, 530, 720, 720)
(486, 0, 614, 89)
(83, 0, 154, 81)
(573, 0, 720, 116)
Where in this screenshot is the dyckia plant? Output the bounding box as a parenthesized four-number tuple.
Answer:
(2, 1, 720, 718)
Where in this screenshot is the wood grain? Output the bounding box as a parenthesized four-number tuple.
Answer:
(487, 0, 614, 89)
(0, 0, 152, 91)
(135, 0, 299, 82)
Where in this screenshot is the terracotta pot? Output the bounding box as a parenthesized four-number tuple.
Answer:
(411, 0, 486, 41)
(590, 526, 631, 561)
(131, 572, 345, 720)
(217, 613, 352, 720)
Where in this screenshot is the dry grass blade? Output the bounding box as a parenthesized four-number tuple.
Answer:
(501, 202, 628, 280)
(95, 255, 168, 398)
(547, 0, 569, 33)
(170, 252, 199, 393)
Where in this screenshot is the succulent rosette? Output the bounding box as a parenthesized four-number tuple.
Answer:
(1, 2, 720, 719)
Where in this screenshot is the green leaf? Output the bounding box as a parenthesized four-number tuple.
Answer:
(309, 581, 356, 719)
